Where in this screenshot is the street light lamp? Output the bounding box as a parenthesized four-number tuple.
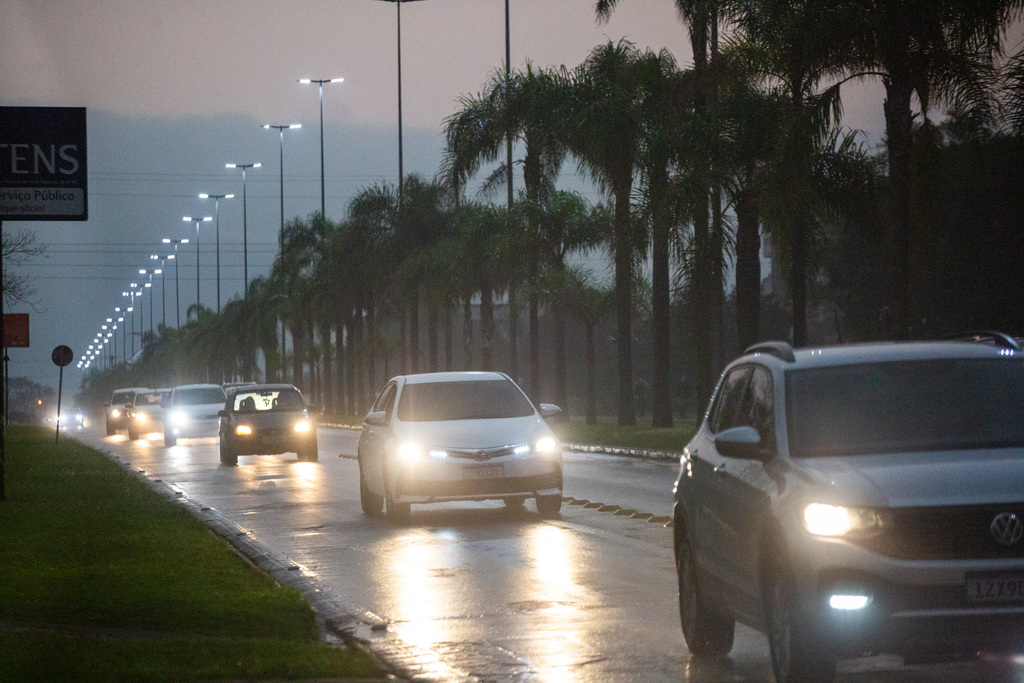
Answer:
(183, 216, 212, 317)
(298, 78, 343, 219)
(198, 193, 234, 313)
(162, 238, 189, 328)
(139, 269, 160, 345)
(226, 162, 261, 294)
(376, 0, 425, 207)
(263, 123, 301, 256)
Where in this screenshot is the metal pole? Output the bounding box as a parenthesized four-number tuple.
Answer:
(215, 197, 221, 313)
(196, 221, 200, 313)
(242, 167, 249, 292)
(174, 245, 180, 328)
(397, 0, 404, 206)
(279, 129, 284, 254)
(319, 82, 326, 219)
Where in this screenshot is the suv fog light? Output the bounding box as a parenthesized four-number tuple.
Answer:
(830, 594, 871, 610)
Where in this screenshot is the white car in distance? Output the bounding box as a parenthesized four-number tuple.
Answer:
(163, 383, 227, 446)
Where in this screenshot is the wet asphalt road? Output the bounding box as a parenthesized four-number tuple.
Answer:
(76, 425, 1024, 682)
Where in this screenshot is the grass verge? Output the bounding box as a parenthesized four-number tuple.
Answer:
(0, 426, 384, 681)
(550, 415, 699, 453)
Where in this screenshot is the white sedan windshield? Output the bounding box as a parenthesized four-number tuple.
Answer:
(397, 379, 534, 422)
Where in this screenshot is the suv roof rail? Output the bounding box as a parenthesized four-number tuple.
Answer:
(744, 341, 796, 363)
(945, 330, 1022, 352)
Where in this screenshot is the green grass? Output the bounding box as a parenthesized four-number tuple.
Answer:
(0, 427, 384, 681)
(550, 415, 699, 453)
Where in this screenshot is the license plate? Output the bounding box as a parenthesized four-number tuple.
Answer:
(464, 463, 503, 480)
(966, 573, 1024, 602)
(262, 435, 288, 447)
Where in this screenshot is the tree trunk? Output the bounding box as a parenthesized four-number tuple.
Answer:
(508, 282, 519, 379)
(481, 280, 495, 371)
(409, 285, 420, 373)
(585, 320, 597, 425)
(291, 321, 304, 391)
(884, 72, 914, 339)
(428, 303, 439, 372)
(650, 163, 673, 428)
(613, 181, 635, 426)
(462, 296, 473, 369)
(553, 295, 568, 418)
(734, 172, 762, 351)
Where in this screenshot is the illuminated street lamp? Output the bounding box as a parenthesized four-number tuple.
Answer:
(182, 216, 212, 317)
(226, 162, 261, 293)
(139, 269, 160, 345)
(151, 254, 173, 330)
(263, 123, 301, 255)
(298, 77, 343, 219)
(198, 192, 234, 313)
(162, 237, 189, 328)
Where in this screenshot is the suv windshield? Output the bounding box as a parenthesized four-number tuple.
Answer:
(396, 379, 534, 422)
(787, 359, 1024, 457)
(174, 387, 226, 406)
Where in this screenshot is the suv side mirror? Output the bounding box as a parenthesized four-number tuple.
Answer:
(217, 409, 229, 418)
(715, 426, 767, 460)
(364, 410, 387, 427)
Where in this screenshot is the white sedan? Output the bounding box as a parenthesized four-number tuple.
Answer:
(357, 371, 563, 524)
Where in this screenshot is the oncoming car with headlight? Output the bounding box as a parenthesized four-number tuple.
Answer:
(105, 386, 148, 435)
(357, 371, 563, 524)
(673, 335, 1024, 681)
(163, 383, 226, 446)
(127, 388, 169, 440)
(217, 384, 317, 465)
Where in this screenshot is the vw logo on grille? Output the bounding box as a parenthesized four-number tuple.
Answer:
(990, 512, 1024, 546)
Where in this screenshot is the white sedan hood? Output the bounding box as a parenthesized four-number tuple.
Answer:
(391, 415, 553, 450)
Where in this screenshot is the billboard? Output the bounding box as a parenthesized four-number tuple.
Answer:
(0, 106, 88, 221)
(3, 313, 29, 348)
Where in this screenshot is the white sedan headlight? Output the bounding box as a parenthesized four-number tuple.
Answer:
(398, 442, 422, 461)
(535, 435, 559, 455)
(803, 503, 885, 537)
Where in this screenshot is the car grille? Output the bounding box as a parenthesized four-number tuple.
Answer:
(855, 504, 1024, 560)
(444, 444, 522, 462)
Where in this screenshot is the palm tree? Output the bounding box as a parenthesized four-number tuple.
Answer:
(443, 62, 571, 398)
(561, 266, 615, 425)
(728, 0, 854, 346)
(843, 0, 1019, 337)
(567, 40, 648, 426)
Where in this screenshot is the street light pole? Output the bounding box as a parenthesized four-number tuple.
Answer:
(183, 216, 212, 318)
(162, 238, 189, 328)
(139, 269, 159, 345)
(377, 0, 424, 207)
(263, 124, 301, 256)
(226, 162, 261, 294)
(299, 78, 343, 219)
(199, 193, 234, 313)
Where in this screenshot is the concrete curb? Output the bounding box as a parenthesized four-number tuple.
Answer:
(562, 442, 683, 462)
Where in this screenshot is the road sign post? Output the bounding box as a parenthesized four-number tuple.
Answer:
(52, 345, 73, 444)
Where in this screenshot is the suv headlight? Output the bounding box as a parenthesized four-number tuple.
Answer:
(803, 503, 885, 537)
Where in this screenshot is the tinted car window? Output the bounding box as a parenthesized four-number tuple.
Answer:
(112, 390, 134, 404)
(787, 358, 1024, 457)
(396, 379, 534, 421)
(742, 367, 776, 453)
(710, 367, 752, 433)
(175, 387, 226, 405)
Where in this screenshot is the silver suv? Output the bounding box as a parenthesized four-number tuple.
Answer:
(673, 335, 1024, 681)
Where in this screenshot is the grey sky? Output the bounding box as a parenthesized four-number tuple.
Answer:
(0, 0, 885, 393)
